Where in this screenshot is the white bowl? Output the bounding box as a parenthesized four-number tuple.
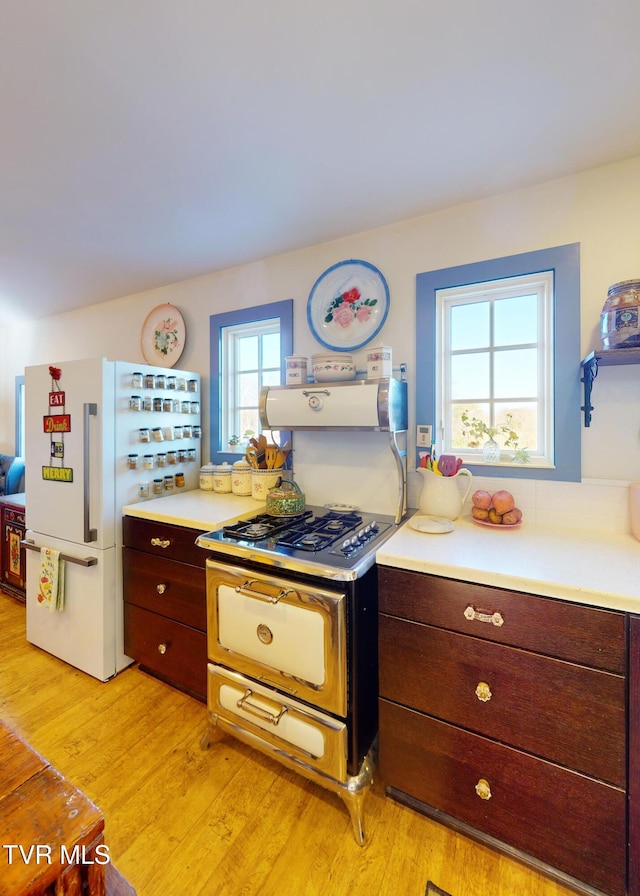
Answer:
(312, 361, 356, 382)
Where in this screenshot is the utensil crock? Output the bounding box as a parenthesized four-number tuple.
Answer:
(417, 467, 473, 520)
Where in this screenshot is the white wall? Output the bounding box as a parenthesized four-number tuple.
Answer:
(4, 156, 640, 526)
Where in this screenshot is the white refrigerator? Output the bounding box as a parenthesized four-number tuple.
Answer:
(24, 357, 201, 680)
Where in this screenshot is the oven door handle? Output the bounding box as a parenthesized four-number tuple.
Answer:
(236, 689, 288, 725)
(235, 580, 294, 604)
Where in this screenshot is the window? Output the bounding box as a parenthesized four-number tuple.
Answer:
(15, 375, 25, 458)
(210, 300, 293, 461)
(437, 270, 554, 467)
(416, 244, 581, 482)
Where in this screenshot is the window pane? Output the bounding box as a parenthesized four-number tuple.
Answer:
(494, 294, 537, 346)
(239, 372, 259, 406)
(494, 348, 537, 398)
(451, 352, 490, 400)
(262, 332, 281, 368)
(238, 335, 258, 370)
(450, 302, 490, 350)
(262, 369, 281, 387)
(452, 403, 490, 448)
(495, 402, 538, 453)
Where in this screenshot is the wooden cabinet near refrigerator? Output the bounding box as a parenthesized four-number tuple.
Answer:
(378, 566, 630, 896)
(0, 494, 26, 602)
(123, 515, 207, 700)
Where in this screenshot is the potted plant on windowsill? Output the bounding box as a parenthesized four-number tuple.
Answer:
(461, 411, 528, 463)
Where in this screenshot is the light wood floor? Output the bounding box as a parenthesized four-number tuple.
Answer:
(0, 591, 580, 896)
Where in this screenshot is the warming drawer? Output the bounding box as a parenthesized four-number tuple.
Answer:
(208, 664, 348, 781)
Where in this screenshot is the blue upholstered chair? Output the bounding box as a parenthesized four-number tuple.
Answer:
(0, 455, 25, 496)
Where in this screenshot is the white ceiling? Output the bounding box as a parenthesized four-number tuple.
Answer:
(2, 0, 640, 320)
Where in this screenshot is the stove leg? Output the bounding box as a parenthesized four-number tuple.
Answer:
(340, 752, 374, 846)
(199, 713, 220, 750)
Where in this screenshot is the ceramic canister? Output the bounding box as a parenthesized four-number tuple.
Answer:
(213, 463, 232, 493)
(251, 468, 281, 501)
(366, 344, 392, 379)
(285, 355, 308, 385)
(199, 463, 216, 490)
(231, 459, 252, 495)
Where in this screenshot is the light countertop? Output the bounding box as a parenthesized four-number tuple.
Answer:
(122, 489, 264, 531)
(377, 514, 640, 614)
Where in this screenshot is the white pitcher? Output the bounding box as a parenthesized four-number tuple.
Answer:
(417, 467, 473, 520)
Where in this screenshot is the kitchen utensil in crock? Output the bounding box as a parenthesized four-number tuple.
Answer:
(265, 477, 306, 516)
(437, 454, 460, 477)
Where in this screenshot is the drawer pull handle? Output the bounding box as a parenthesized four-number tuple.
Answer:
(475, 681, 492, 702)
(236, 580, 293, 605)
(475, 778, 492, 801)
(236, 689, 288, 725)
(151, 537, 171, 549)
(157, 642, 168, 655)
(156, 583, 167, 594)
(464, 605, 504, 627)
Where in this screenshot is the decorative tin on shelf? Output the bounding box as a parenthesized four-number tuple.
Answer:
(601, 280, 640, 349)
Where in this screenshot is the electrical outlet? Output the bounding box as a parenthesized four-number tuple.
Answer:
(416, 424, 432, 447)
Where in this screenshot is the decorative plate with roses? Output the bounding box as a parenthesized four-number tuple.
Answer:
(307, 259, 390, 351)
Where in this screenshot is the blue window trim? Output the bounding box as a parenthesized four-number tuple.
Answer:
(15, 375, 24, 458)
(416, 243, 581, 482)
(210, 299, 293, 462)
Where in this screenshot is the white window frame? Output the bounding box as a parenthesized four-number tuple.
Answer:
(435, 270, 555, 469)
(220, 317, 280, 448)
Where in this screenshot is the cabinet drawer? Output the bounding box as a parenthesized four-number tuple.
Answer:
(379, 699, 627, 896)
(123, 516, 206, 567)
(378, 567, 625, 673)
(380, 614, 626, 786)
(123, 547, 206, 631)
(124, 603, 207, 700)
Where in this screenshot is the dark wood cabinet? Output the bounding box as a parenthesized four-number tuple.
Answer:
(123, 515, 207, 701)
(378, 566, 629, 896)
(0, 494, 26, 602)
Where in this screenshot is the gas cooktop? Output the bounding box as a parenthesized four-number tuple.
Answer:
(196, 505, 399, 580)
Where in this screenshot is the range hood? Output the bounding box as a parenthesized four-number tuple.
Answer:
(259, 378, 408, 523)
(259, 378, 407, 432)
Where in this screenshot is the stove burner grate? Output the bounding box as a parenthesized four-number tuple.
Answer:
(222, 510, 313, 542)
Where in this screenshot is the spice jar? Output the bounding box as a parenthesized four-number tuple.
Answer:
(127, 454, 139, 469)
(153, 479, 163, 495)
(132, 371, 143, 388)
(139, 428, 151, 443)
(175, 471, 185, 488)
(129, 395, 142, 411)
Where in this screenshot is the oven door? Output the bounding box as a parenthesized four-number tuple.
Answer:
(208, 664, 348, 781)
(206, 559, 347, 717)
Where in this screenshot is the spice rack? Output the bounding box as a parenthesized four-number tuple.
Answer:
(580, 347, 640, 426)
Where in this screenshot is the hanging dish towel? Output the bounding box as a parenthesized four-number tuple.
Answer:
(37, 548, 65, 612)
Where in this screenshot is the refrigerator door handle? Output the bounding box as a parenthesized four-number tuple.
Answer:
(84, 402, 98, 543)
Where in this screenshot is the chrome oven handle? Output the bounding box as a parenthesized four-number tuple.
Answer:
(235, 580, 294, 604)
(236, 689, 288, 725)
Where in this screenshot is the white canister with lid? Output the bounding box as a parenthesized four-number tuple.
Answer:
(285, 355, 308, 385)
(231, 459, 252, 495)
(366, 344, 393, 379)
(199, 463, 216, 490)
(213, 463, 232, 493)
